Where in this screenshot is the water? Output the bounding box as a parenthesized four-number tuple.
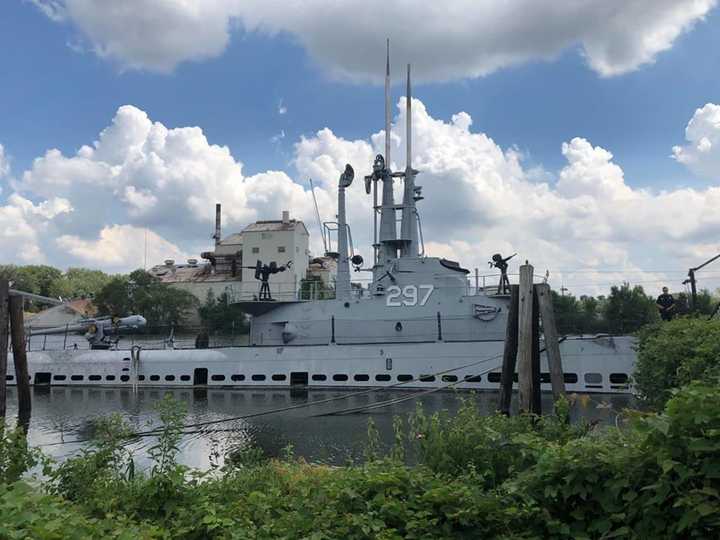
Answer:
(3, 387, 635, 469)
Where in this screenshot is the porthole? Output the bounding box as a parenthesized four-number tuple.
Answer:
(89, 375, 101, 381)
(211, 374, 226, 382)
(333, 374, 348, 382)
(272, 374, 286, 381)
(584, 373, 602, 384)
(231, 374, 245, 382)
(138, 375, 146, 381)
(540, 373, 551, 383)
(5, 375, 13, 381)
(312, 374, 327, 381)
(610, 373, 628, 384)
(165, 375, 176, 381)
(354, 374, 369, 382)
(120, 375, 130, 382)
(375, 374, 391, 382)
(252, 374, 266, 381)
(441, 375, 458, 383)
(419, 375, 436, 382)
(487, 373, 501, 383)
(71, 375, 84, 381)
(53, 375, 66, 381)
(395, 322, 403, 332)
(180, 375, 191, 382)
(150, 375, 160, 381)
(106, 375, 116, 381)
(464, 375, 482, 383)
(564, 373, 578, 384)
(397, 374, 413, 382)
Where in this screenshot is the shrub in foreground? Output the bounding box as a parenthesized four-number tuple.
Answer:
(1, 384, 719, 538)
(634, 317, 720, 409)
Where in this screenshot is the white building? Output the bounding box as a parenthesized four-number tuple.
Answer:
(239, 211, 309, 301)
(149, 209, 312, 310)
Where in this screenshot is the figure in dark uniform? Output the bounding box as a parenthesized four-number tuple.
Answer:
(656, 287, 676, 321)
(489, 253, 516, 294)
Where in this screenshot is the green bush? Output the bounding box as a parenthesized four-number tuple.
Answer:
(634, 317, 720, 409)
(513, 381, 720, 538)
(2, 386, 720, 538)
(407, 396, 586, 487)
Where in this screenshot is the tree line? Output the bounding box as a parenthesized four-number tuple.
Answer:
(551, 282, 718, 335)
(0, 265, 196, 327)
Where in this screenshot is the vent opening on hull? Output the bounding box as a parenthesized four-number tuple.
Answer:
(194, 368, 208, 386)
(34, 372, 51, 385)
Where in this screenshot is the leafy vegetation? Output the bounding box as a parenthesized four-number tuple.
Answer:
(198, 289, 248, 333)
(634, 317, 720, 409)
(94, 269, 197, 326)
(2, 383, 719, 538)
(299, 275, 335, 300)
(550, 282, 719, 335)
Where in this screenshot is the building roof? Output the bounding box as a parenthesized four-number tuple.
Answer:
(219, 233, 243, 246)
(242, 219, 309, 235)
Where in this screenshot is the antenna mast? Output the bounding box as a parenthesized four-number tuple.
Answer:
(385, 38, 391, 168)
(308, 178, 328, 254)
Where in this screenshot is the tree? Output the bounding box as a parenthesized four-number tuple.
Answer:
(602, 282, 658, 334)
(94, 276, 133, 317)
(0, 265, 62, 297)
(49, 268, 112, 299)
(299, 276, 335, 300)
(198, 289, 248, 333)
(95, 270, 197, 327)
(550, 291, 583, 334)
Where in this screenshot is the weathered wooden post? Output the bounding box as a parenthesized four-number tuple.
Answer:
(0, 279, 9, 419)
(531, 286, 542, 415)
(517, 263, 535, 414)
(535, 283, 566, 402)
(9, 294, 31, 417)
(498, 285, 519, 415)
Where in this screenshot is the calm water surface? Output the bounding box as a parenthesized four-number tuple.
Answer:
(4, 387, 635, 469)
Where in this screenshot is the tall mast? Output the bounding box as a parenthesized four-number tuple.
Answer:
(406, 63, 411, 171)
(385, 38, 391, 168)
(399, 63, 419, 257)
(377, 38, 397, 266)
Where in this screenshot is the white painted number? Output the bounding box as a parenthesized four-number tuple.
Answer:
(419, 285, 434, 306)
(386, 286, 403, 307)
(386, 285, 434, 307)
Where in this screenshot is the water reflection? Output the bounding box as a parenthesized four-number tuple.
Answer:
(3, 387, 635, 468)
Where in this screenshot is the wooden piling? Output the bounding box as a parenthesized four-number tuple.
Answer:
(498, 285, 519, 415)
(535, 283, 566, 402)
(531, 286, 541, 415)
(9, 295, 31, 417)
(0, 279, 9, 419)
(517, 263, 534, 414)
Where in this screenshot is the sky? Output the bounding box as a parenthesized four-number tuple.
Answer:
(1, 0, 720, 297)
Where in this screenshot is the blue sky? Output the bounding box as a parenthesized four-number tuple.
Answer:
(1, 1, 720, 295)
(3, 2, 719, 184)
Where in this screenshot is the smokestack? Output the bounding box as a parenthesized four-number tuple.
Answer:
(282, 210, 290, 224)
(213, 203, 221, 247)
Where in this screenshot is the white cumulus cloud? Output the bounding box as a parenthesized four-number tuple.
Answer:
(2, 98, 720, 294)
(57, 225, 189, 269)
(30, 0, 716, 80)
(672, 103, 720, 180)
